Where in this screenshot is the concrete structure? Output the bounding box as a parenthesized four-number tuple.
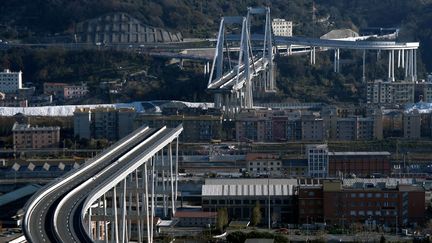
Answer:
(328, 152, 391, 178)
(281, 159, 308, 178)
(74, 108, 92, 139)
(136, 113, 223, 142)
(367, 80, 415, 105)
(0, 69, 22, 93)
(415, 81, 432, 102)
(202, 179, 298, 225)
(333, 116, 382, 141)
(235, 108, 384, 142)
(235, 109, 310, 142)
(320, 29, 359, 40)
(44, 82, 88, 100)
(307, 144, 329, 178)
(382, 110, 404, 137)
(23, 125, 183, 243)
(298, 185, 324, 224)
(75, 12, 182, 44)
(73, 107, 136, 141)
(12, 123, 60, 149)
(403, 109, 421, 139)
(174, 211, 217, 227)
(301, 116, 325, 141)
(208, 7, 274, 114)
(246, 153, 282, 177)
(322, 180, 425, 228)
(272, 18, 293, 37)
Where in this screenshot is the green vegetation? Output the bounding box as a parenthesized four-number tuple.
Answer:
(227, 231, 288, 243)
(216, 208, 228, 232)
(1, 0, 432, 104)
(0, 48, 211, 104)
(251, 202, 262, 227)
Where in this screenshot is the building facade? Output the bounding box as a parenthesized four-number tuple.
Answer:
(44, 82, 88, 100)
(0, 69, 22, 94)
(403, 110, 421, 139)
(307, 144, 329, 178)
(367, 80, 415, 105)
(272, 18, 293, 37)
(202, 179, 298, 225)
(322, 180, 425, 228)
(136, 113, 223, 142)
(12, 123, 60, 149)
(328, 152, 391, 178)
(74, 107, 136, 141)
(246, 153, 282, 177)
(298, 185, 324, 224)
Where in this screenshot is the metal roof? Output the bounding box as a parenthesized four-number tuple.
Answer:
(0, 184, 42, 207)
(329, 151, 391, 156)
(202, 183, 295, 197)
(205, 178, 298, 185)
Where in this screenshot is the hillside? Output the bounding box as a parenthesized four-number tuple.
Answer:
(1, 0, 432, 70)
(0, 0, 432, 105)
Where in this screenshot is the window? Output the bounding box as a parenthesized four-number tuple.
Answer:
(350, 210, 356, 216)
(358, 211, 365, 216)
(375, 193, 381, 198)
(359, 193, 365, 198)
(367, 193, 373, 198)
(351, 193, 356, 198)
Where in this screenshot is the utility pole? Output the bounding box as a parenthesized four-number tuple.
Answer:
(268, 161, 271, 230)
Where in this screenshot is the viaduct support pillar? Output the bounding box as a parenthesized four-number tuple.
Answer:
(362, 50, 366, 82)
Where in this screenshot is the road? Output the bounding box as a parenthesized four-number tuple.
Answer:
(53, 128, 172, 242)
(23, 126, 155, 243)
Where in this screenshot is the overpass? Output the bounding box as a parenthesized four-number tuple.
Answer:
(23, 125, 183, 243)
(206, 8, 420, 114)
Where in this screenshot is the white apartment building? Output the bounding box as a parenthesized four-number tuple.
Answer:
(272, 18, 293, 37)
(307, 144, 329, 178)
(0, 69, 22, 93)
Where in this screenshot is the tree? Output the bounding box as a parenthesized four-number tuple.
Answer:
(216, 208, 228, 232)
(251, 202, 262, 227)
(380, 234, 386, 243)
(226, 231, 246, 243)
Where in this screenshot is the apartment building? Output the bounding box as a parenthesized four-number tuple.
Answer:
(136, 113, 223, 142)
(301, 116, 326, 141)
(12, 123, 60, 149)
(367, 80, 415, 105)
(403, 109, 421, 139)
(0, 69, 22, 93)
(74, 107, 136, 141)
(272, 18, 293, 37)
(44, 82, 88, 100)
(236, 109, 316, 142)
